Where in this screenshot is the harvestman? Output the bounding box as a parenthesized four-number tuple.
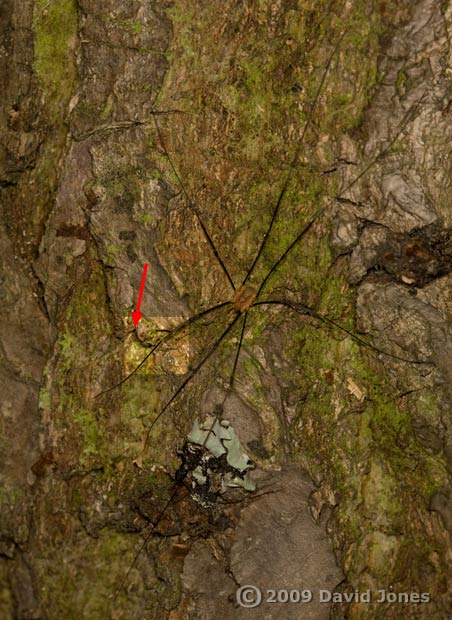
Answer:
(96, 27, 429, 600)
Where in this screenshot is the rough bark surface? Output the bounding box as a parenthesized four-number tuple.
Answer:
(1, 1, 452, 619)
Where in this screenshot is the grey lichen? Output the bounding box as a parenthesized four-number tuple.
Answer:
(185, 416, 256, 494)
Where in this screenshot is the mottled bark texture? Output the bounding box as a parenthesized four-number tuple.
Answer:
(1, 1, 452, 619)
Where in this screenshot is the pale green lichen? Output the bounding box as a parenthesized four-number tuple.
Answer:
(187, 416, 256, 491)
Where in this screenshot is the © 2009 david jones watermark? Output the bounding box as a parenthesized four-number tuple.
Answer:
(236, 586, 431, 608)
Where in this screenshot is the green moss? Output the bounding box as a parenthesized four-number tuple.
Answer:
(239, 350, 284, 459)
(37, 530, 146, 619)
(27, 0, 79, 243)
(34, 0, 78, 122)
(41, 0, 447, 610)
(41, 254, 123, 472)
(127, 19, 144, 34)
(137, 213, 154, 225)
(38, 386, 51, 411)
(156, 0, 387, 470)
(365, 531, 400, 578)
(58, 332, 81, 375)
(0, 483, 22, 508)
(415, 390, 443, 421)
(60, 333, 74, 358)
(104, 242, 122, 262)
(0, 568, 14, 620)
(100, 96, 114, 120)
(124, 339, 151, 374)
(396, 67, 408, 97)
(283, 282, 450, 589)
(361, 460, 403, 524)
(73, 409, 100, 457)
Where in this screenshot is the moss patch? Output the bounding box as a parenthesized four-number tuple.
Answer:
(34, 0, 79, 122)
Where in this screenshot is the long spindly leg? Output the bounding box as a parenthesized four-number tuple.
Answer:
(152, 115, 236, 292)
(113, 310, 249, 601)
(254, 299, 431, 365)
(112, 484, 182, 602)
(112, 468, 203, 604)
(157, 313, 249, 531)
(226, 311, 248, 395)
(198, 310, 249, 449)
(142, 310, 242, 449)
(254, 90, 429, 299)
(242, 29, 347, 286)
(335, 90, 427, 201)
(95, 300, 231, 398)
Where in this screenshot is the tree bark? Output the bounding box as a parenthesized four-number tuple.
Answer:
(1, 1, 452, 619)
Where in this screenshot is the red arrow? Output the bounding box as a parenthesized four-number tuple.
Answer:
(131, 263, 148, 327)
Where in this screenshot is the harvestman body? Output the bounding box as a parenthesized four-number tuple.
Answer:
(97, 20, 433, 605)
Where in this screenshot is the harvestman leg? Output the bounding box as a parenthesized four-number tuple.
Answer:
(109, 28, 428, 600)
